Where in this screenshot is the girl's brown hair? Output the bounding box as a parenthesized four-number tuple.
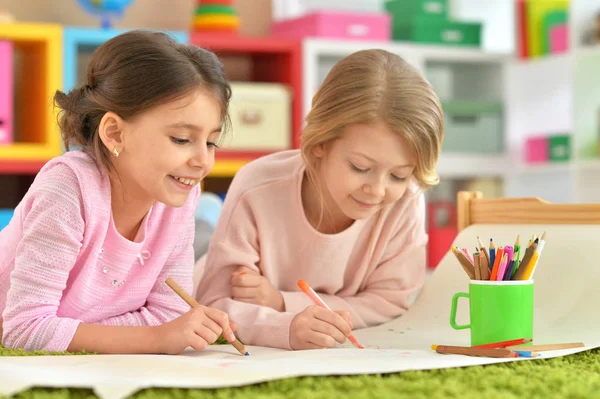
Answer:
(301, 49, 444, 192)
(54, 30, 231, 171)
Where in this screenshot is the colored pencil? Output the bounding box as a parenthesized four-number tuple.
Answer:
(489, 238, 496, 269)
(513, 240, 537, 280)
(432, 345, 518, 358)
(524, 231, 546, 279)
(297, 280, 364, 349)
(474, 251, 481, 280)
(506, 343, 584, 351)
(512, 234, 521, 278)
(479, 251, 490, 280)
(514, 350, 540, 358)
(472, 338, 532, 349)
(460, 247, 473, 263)
(451, 246, 476, 279)
(490, 247, 504, 280)
(495, 253, 509, 281)
(165, 277, 249, 356)
(477, 236, 490, 269)
(503, 252, 518, 280)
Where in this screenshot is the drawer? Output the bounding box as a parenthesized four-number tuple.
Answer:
(442, 101, 503, 153)
(225, 83, 291, 151)
(385, 0, 448, 26)
(271, 10, 391, 41)
(393, 21, 482, 47)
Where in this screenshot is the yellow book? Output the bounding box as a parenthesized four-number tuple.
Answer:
(526, 0, 569, 58)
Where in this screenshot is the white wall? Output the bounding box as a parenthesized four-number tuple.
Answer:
(451, 0, 515, 53)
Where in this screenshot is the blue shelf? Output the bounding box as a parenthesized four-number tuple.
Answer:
(63, 27, 189, 92)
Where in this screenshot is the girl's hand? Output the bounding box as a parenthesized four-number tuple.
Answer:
(289, 305, 353, 350)
(155, 306, 237, 355)
(231, 266, 285, 312)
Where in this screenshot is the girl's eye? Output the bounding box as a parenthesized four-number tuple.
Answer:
(170, 137, 190, 145)
(391, 174, 407, 182)
(350, 163, 368, 173)
(207, 141, 220, 149)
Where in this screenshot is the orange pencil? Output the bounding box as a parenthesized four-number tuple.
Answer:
(297, 280, 364, 349)
(490, 246, 504, 280)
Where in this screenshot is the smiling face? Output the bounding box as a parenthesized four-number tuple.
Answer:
(311, 120, 416, 228)
(102, 88, 222, 208)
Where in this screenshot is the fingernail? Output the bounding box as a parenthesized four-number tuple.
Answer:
(227, 331, 236, 342)
(239, 272, 247, 276)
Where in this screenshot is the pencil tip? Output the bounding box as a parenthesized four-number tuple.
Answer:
(245, 352, 249, 356)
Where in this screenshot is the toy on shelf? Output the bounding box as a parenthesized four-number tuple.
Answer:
(0, 40, 13, 145)
(0, 10, 14, 23)
(193, 0, 239, 35)
(525, 134, 571, 164)
(77, 0, 135, 29)
(517, 0, 569, 59)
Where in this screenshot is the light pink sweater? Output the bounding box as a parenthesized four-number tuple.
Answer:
(195, 150, 428, 350)
(0, 151, 199, 352)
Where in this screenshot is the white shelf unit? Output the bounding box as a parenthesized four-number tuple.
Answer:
(504, 46, 600, 203)
(302, 38, 512, 183)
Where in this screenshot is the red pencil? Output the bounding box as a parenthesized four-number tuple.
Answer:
(472, 338, 532, 349)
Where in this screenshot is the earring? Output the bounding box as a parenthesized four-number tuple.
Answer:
(113, 147, 119, 157)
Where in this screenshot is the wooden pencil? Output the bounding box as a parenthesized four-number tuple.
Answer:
(165, 277, 249, 356)
(506, 343, 584, 351)
(432, 345, 518, 358)
(474, 252, 481, 280)
(477, 236, 490, 269)
(451, 246, 475, 279)
(479, 251, 490, 280)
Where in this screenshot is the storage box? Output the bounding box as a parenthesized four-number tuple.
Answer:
(441, 101, 503, 153)
(549, 134, 571, 162)
(271, 10, 391, 41)
(0, 40, 13, 145)
(550, 24, 568, 54)
(393, 20, 482, 46)
(272, 0, 384, 21)
(384, 0, 449, 26)
(224, 82, 291, 151)
(525, 136, 549, 164)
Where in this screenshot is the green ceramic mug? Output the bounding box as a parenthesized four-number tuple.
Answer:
(450, 280, 534, 346)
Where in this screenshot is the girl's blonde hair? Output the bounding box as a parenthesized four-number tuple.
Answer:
(301, 49, 444, 193)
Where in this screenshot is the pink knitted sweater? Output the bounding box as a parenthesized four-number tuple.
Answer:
(195, 150, 428, 350)
(0, 151, 198, 352)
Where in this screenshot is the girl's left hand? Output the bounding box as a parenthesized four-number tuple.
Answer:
(231, 266, 285, 312)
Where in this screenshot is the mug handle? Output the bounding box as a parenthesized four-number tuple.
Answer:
(450, 292, 471, 330)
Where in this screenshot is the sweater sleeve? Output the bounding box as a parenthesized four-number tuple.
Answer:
(195, 195, 296, 350)
(280, 193, 428, 329)
(98, 187, 199, 327)
(2, 165, 85, 352)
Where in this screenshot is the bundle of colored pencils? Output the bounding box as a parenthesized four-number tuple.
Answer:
(451, 231, 546, 281)
(432, 339, 584, 359)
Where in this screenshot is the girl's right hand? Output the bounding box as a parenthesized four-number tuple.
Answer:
(289, 305, 353, 350)
(155, 306, 236, 355)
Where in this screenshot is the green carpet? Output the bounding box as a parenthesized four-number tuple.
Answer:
(2, 345, 600, 399)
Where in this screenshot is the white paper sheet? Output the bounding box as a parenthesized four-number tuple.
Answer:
(1, 224, 598, 399)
